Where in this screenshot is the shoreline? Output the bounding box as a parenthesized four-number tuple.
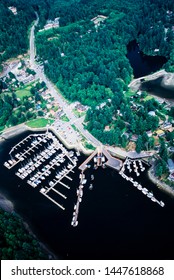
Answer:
(0, 193, 14, 213)
(0, 123, 93, 155)
(148, 167, 174, 198)
(129, 69, 174, 92)
(2, 123, 174, 198)
(0, 192, 58, 259)
(0, 122, 174, 259)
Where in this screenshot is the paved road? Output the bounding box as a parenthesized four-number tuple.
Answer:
(128, 69, 166, 91)
(30, 17, 101, 148)
(30, 14, 39, 67)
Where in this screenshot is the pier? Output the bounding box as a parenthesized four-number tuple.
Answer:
(71, 146, 123, 227)
(79, 145, 122, 172)
(71, 176, 85, 227)
(119, 157, 165, 207)
(4, 131, 78, 211)
(4, 133, 165, 228)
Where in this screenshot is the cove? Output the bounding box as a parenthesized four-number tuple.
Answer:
(1, 130, 174, 260)
(127, 40, 167, 78)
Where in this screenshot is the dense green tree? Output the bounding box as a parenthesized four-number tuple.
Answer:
(0, 209, 47, 260)
(159, 139, 168, 162)
(136, 135, 143, 153)
(0, 0, 35, 70)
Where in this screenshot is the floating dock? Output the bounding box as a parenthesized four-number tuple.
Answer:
(4, 131, 78, 211)
(119, 157, 165, 208)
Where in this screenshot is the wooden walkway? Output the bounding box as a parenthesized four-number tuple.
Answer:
(78, 146, 122, 172)
(78, 150, 97, 172)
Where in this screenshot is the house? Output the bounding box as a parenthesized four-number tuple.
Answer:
(168, 172, 174, 181)
(167, 159, 174, 172)
(75, 102, 88, 112)
(162, 122, 172, 130)
(91, 15, 107, 27)
(136, 91, 142, 96)
(50, 109, 56, 117)
(131, 134, 138, 142)
(104, 126, 110, 131)
(167, 127, 174, 133)
(155, 129, 165, 137)
(8, 6, 17, 15)
(148, 111, 156, 116)
(39, 18, 59, 32)
(147, 131, 153, 137)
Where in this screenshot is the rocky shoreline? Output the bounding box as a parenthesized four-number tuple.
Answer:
(0, 194, 59, 260)
(162, 72, 174, 89)
(148, 167, 174, 198)
(0, 193, 14, 213)
(129, 69, 174, 92)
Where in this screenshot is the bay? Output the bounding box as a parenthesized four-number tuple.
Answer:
(0, 130, 174, 260)
(127, 40, 167, 78)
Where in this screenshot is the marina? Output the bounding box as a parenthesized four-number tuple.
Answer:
(71, 145, 165, 228)
(3, 132, 166, 230)
(119, 157, 165, 207)
(4, 131, 78, 211)
(0, 130, 173, 259)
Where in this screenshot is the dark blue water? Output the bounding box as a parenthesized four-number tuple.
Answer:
(127, 40, 167, 78)
(0, 131, 174, 260)
(127, 41, 174, 99)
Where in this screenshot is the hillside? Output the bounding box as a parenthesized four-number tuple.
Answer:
(35, 0, 174, 156)
(0, 0, 36, 71)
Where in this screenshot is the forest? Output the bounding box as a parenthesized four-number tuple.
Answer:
(0, 209, 47, 259)
(0, 75, 48, 132)
(1, 0, 174, 153)
(35, 0, 174, 149)
(1, 0, 174, 170)
(0, 0, 174, 258)
(0, 0, 37, 71)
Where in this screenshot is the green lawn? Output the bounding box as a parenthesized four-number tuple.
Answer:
(71, 124, 78, 131)
(26, 118, 54, 128)
(15, 89, 31, 99)
(144, 95, 153, 101)
(124, 89, 135, 97)
(72, 109, 86, 118)
(60, 114, 70, 122)
(84, 141, 95, 150)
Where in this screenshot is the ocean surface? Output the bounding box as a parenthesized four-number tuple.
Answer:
(0, 130, 174, 260)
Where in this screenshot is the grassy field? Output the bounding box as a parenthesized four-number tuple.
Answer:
(60, 114, 70, 122)
(124, 89, 135, 97)
(3, 81, 35, 99)
(144, 95, 153, 101)
(15, 88, 32, 99)
(72, 109, 86, 118)
(26, 118, 54, 128)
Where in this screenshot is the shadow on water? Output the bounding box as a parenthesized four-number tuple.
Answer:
(141, 76, 174, 100)
(0, 130, 174, 259)
(127, 40, 167, 79)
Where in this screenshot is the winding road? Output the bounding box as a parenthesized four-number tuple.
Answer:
(30, 15, 101, 147)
